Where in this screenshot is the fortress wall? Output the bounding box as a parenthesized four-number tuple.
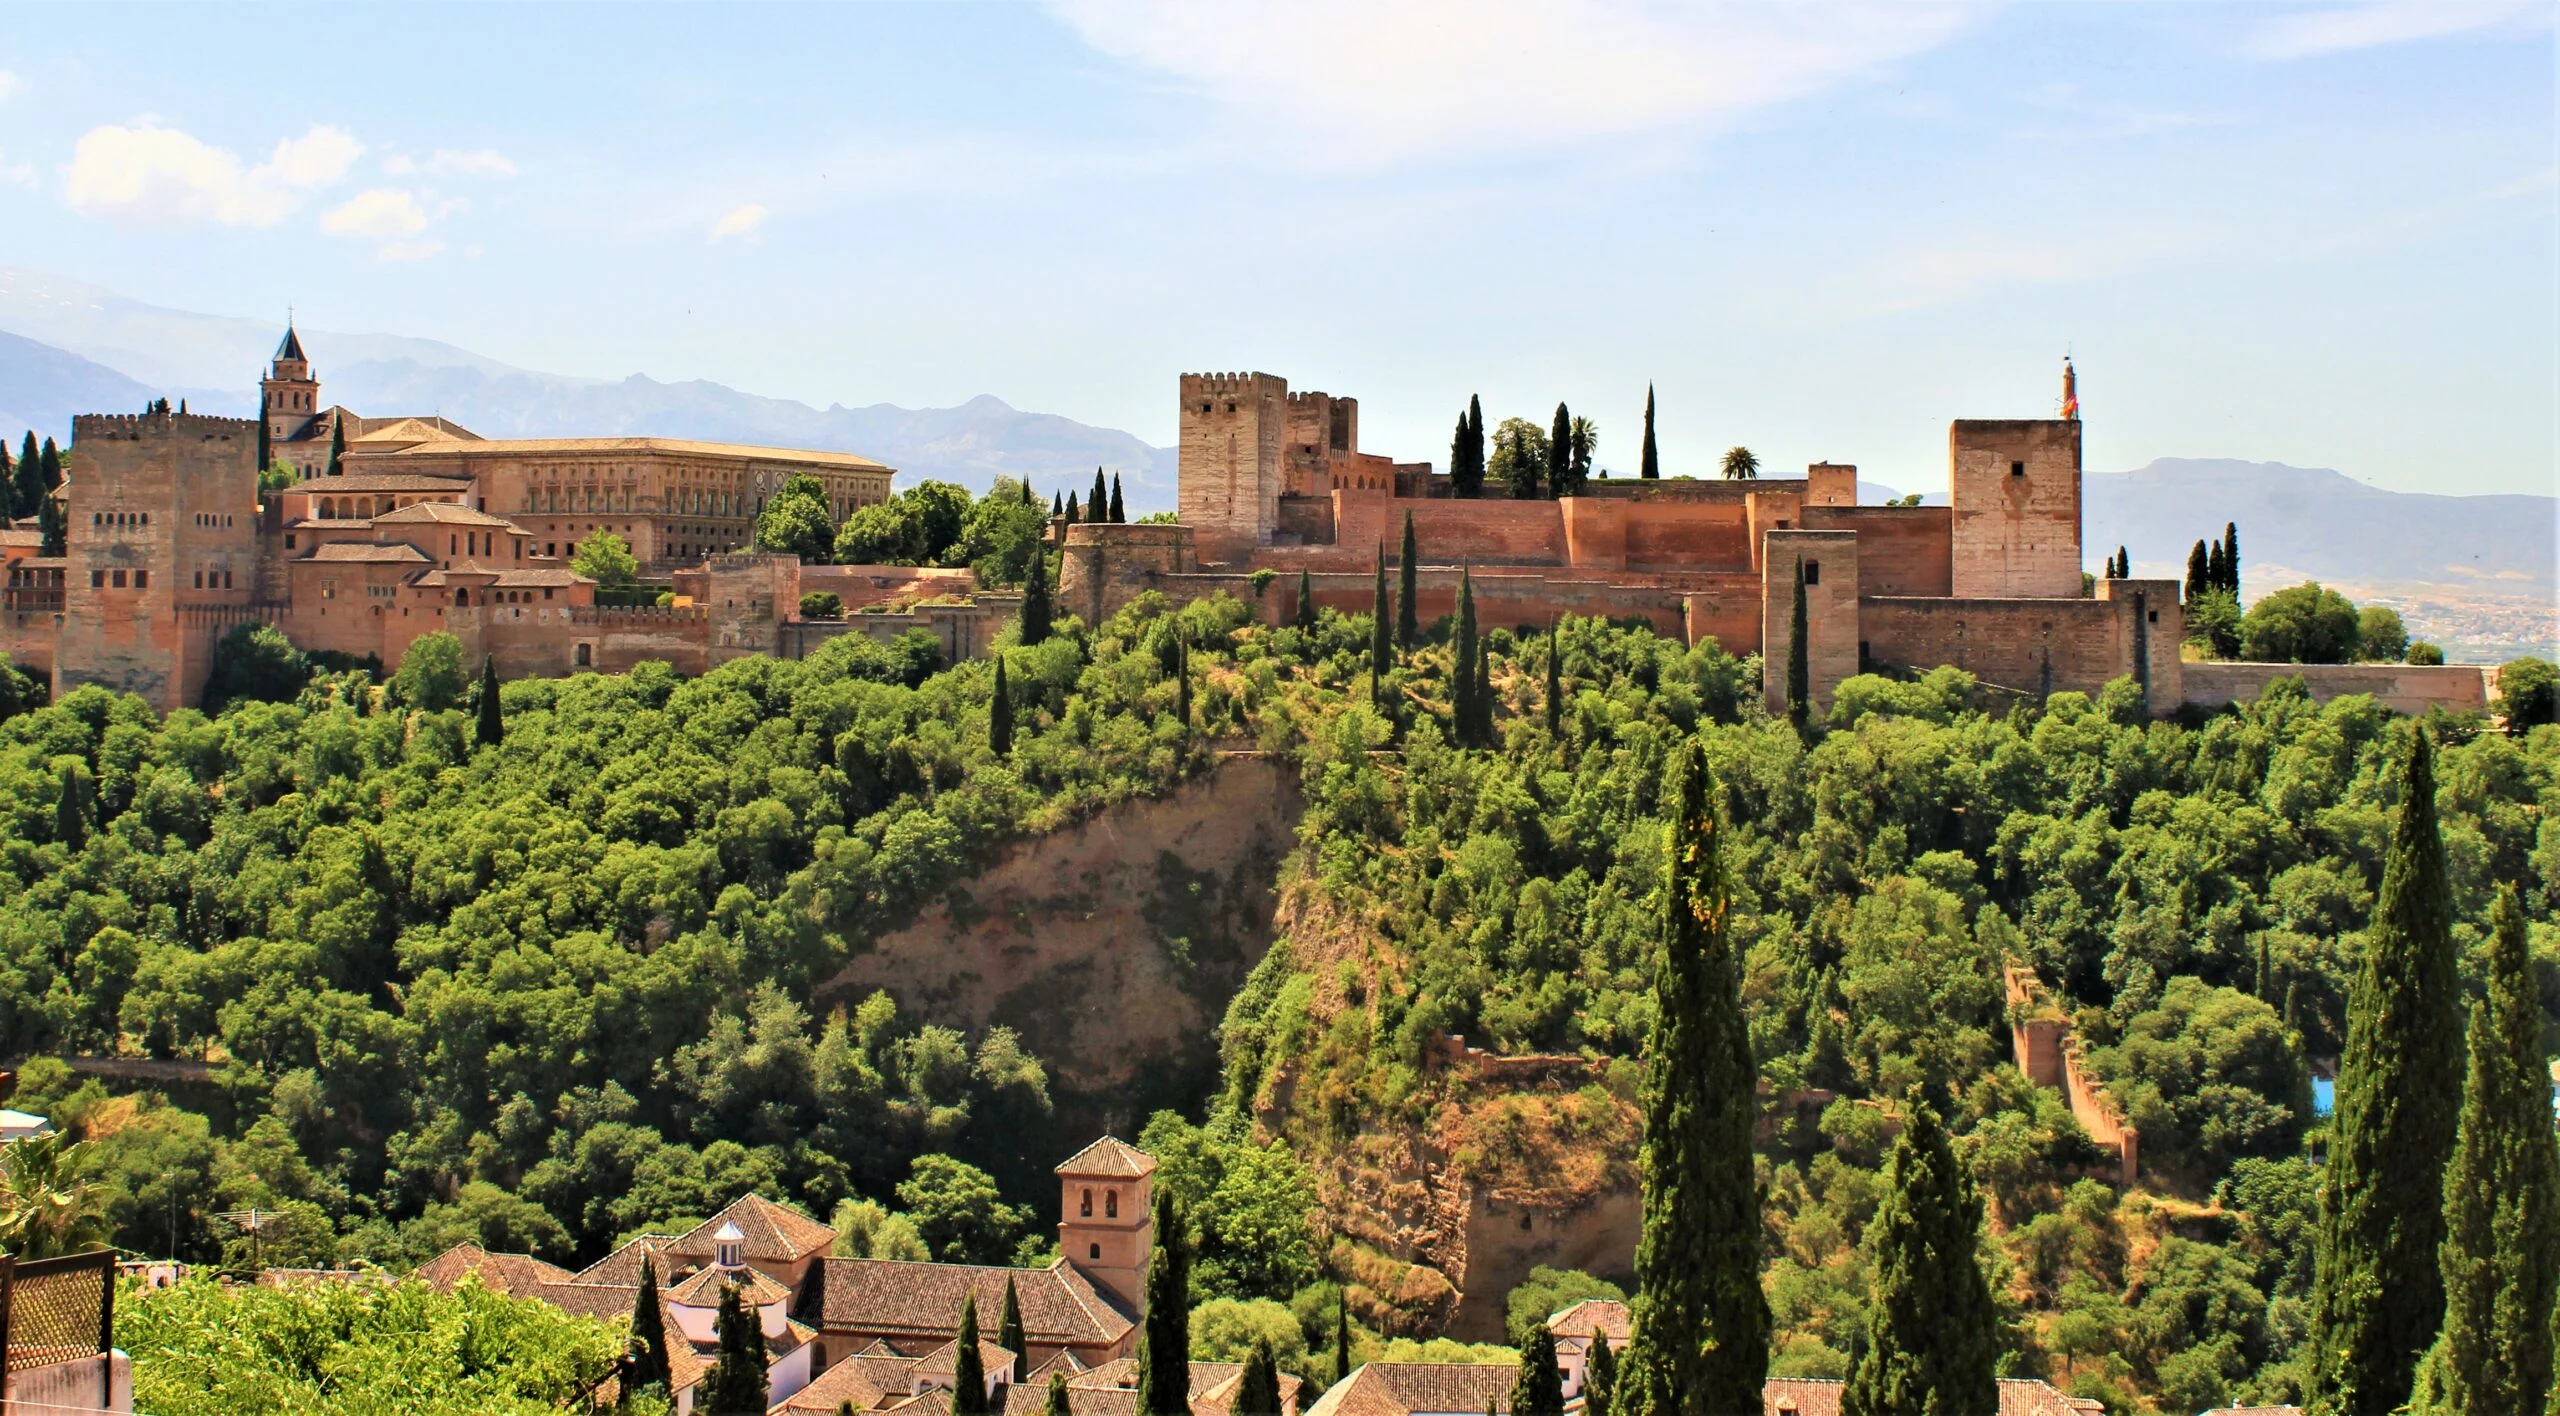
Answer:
(0, 612, 56, 678)
(1761, 531, 1861, 714)
(1949, 420, 2082, 599)
(797, 564, 977, 612)
(2182, 661, 2490, 716)
(1333, 496, 1567, 565)
(1681, 578, 1767, 655)
(1861, 595, 2137, 701)
(1619, 502, 1754, 572)
(1275, 496, 1335, 545)
(1803, 507, 1954, 596)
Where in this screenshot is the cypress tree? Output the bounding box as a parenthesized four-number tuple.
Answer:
(0, 437, 13, 519)
(703, 1283, 769, 1415)
(2206, 539, 2228, 598)
(1046, 1372, 1072, 1416)
(1786, 557, 1811, 736)
(1109, 474, 1126, 524)
(999, 1277, 1028, 1383)
(1617, 741, 1768, 1416)
(53, 764, 84, 851)
(627, 1255, 672, 1397)
(2223, 521, 2242, 597)
(325, 415, 345, 478)
(1397, 512, 1419, 649)
(1452, 396, 1485, 499)
(1840, 1102, 1999, 1416)
(1175, 639, 1192, 729)
(1021, 478, 1035, 507)
(475, 658, 504, 748)
(1090, 468, 1109, 522)
(1583, 1336, 1618, 1416)
(2186, 540, 2211, 603)
(37, 495, 63, 557)
(1370, 552, 1393, 711)
(2310, 727, 2466, 1416)
(1547, 403, 1571, 500)
(1474, 627, 1494, 746)
(256, 412, 270, 483)
(1640, 385, 1660, 480)
(1065, 491, 1081, 525)
(1452, 569, 1480, 747)
(990, 657, 1014, 756)
(1334, 1295, 1353, 1384)
(1019, 548, 1053, 646)
(1544, 623, 1564, 737)
(2407, 886, 2559, 1415)
(1510, 1325, 1566, 1416)
(1132, 1189, 1191, 1416)
(1234, 1338, 1282, 1416)
(13, 433, 35, 519)
(1451, 413, 1472, 496)
(1295, 570, 1317, 631)
(1052, 490, 1063, 518)
(953, 1293, 991, 1416)
(39, 438, 60, 494)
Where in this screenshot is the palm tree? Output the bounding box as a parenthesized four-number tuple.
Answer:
(1720, 446, 1759, 481)
(0, 1134, 107, 1258)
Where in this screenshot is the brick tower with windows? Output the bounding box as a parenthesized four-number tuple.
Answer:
(1055, 1136, 1155, 1315)
(261, 327, 326, 476)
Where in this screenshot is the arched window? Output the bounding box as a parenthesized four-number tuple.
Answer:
(575, 643, 592, 667)
(1088, 1243, 1101, 1261)
(1080, 1188, 1093, 1218)
(1105, 1190, 1118, 1219)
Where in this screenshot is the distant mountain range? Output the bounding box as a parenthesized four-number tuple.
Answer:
(0, 270, 2548, 652)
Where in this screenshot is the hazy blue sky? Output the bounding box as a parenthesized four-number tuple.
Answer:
(0, 2, 2551, 495)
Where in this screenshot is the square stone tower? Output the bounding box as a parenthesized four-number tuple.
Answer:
(1948, 419, 2082, 599)
(1056, 1136, 1156, 1316)
(1178, 373, 1287, 560)
(1761, 529, 1861, 717)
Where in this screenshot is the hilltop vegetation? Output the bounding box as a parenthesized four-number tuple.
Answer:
(0, 582, 2552, 1414)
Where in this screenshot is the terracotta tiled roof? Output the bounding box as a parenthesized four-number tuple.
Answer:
(492, 567, 590, 587)
(888, 1389, 959, 1416)
(1055, 1136, 1156, 1179)
(778, 1349, 919, 1411)
(1024, 1351, 1089, 1385)
(411, 1243, 574, 1297)
(913, 1336, 1019, 1384)
(288, 472, 472, 492)
(1543, 1299, 1629, 1343)
(675, 1193, 838, 1265)
(369, 433, 890, 471)
(797, 1259, 1135, 1349)
(370, 501, 516, 527)
(1304, 1363, 1515, 1416)
(1758, 1380, 2103, 1416)
(668, 1264, 791, 1309)
(305, 542, 429, 564)
(1761, 1380, 1841, 1416)
(568, 1234, 684, 1287)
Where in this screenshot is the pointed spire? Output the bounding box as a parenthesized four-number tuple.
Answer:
(276, 325, 307, 363)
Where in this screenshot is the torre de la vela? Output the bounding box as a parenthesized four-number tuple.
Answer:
(0, 344, 2491, 717)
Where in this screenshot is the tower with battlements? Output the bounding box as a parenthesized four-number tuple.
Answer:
(1177, 372, 1288, 560)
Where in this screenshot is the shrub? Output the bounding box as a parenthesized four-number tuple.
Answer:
(2239, 583, 2359, 664)
(800, 591, 844, 619)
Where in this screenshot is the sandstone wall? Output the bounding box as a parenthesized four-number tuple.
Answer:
(1802, 507, 1954, 597)
(2005, 963, 2137, 1185)
(1949, 419, 2082, 599)
(1761, 531, 1860, 715)
(2181, 661, 2490, 716)
(1180, 374, 1288, 560)
(797, 565, 977, 612)
(1862, 595, 2139, 702)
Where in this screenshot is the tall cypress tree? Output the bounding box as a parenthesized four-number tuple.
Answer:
(1132, 1190, 1191, 1416)
(2407, 886, 2559, 1416)
(2206, 539, 2228, 598)
(1109, 474, 1126, 524)
(1065, 491, 1081, 525)
(475, 658, 504, 748)
(37, 494, 63, 557)
(1, 436, 15, 520)
(1019, 550, 1053, 646)
(703, 1283, 769, 1415)
(1510, 1325, 1566, 1416)
(998, 1276, 1028, 1383)
(1452, 569, 1480, 747)
(1451, 413, 1472, 497)
(1473, 626, 1494, 745)
(1841, 1102, 1998, 1416)
(1046, 1372, 1072, 1416)
(1617, 742, 1768, 1416)
(1583, 1336, 1618, 1416)
(990, 657, 1014, 756)
(1090, 468, 1109, 522)
(2186, 540, 2211, 603)
(1786, 557, 1811, 736)
(2223, 521, 2242, 597)
(1234, 1338, 1282, 1416)
(14, 433, 36, 519)
(953, 1293, 991, 1416)
(1544, 623, 1564, 736)
(1452, 396, 1485, 499)
(1370, 551, 1393, 712)
(2311, 727, 2465, 1416)
(1052, 490, 1063, 518)
(1175, 638, 1193, 729)
(1640, 385, 1660, 480)
(627, 1255, 672, 1397)
(54, 764, 84, 851)
(40, 437, 61, 494)
(256, 412, 270, 484)
(1296, 570, 1317, 631)
(1334, 1295, 1353, 1385)
(1547, 403, 1571, 501)
(325, 415, 345, 478)
(1398, 513, 1420, 649)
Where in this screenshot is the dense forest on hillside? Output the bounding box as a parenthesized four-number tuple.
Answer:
(0, 519, 2552, 1412)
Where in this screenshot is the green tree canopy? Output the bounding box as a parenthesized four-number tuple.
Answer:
(2241, 582, 2361, 664)
(570, 531, 641, 587)
(755, 475, 836, 562)
(392, 631, 467, 710)
(201, 622, 312, 714)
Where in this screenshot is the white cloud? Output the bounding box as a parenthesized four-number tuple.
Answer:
(0, 71, 19, 103)
(1046, 0, 1974, 165)
(2253, 1, 2547, 59)
(375, 238, 446, 264)
(384, 148, 519, 178)
(709, 202, 769, 241)
(322, 187, 429, 239)
(62, 121, 362, 226)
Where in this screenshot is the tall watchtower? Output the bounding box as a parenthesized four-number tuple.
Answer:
(1177, 372, 1287, 560)
(262, 326, 323, 460)
(1056, 1136, 1156, 1316)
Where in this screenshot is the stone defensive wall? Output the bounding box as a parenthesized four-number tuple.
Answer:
(565, 604, 711, 676)
(0, 608, 57, 678)
(796, 564, 978, 613)
(2005, 963, 2138, 1186)
(780, 593, 1019, 665)
(2181, 661, 2489, 717)
(1861, 577, 2184, 706)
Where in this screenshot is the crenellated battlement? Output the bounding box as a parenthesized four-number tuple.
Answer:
(1180, 371, 1286, 399)
(73, 411, 258, 441)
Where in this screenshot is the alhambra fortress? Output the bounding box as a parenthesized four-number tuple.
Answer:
(0, 335, 2491, 718)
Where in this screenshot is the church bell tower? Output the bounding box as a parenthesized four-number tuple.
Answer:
(263, 326, 322, 461)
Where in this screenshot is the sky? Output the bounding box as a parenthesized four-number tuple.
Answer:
(0, 1, 2552, 496)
